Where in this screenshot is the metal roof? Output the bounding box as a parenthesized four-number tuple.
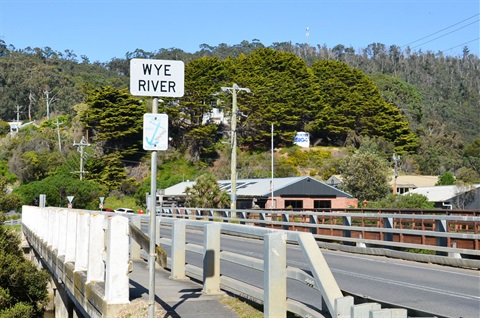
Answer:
(405, 184, 480, 202)
(164, 176, 353, 198)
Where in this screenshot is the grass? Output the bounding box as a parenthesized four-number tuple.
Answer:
(219, 294, 301, 317)
(219, 295, 263, 318)
(104, 196, 144, 213)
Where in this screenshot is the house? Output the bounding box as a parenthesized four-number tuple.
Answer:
(392, 175, 439, 194)
(326, 174, 438, 194)
(405, 184, 480, 210)
(164, 176, 358, 209)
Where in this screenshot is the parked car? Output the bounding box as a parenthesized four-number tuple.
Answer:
(114, 208, 135, 214)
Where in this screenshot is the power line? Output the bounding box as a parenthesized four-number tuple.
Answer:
(401, 13, 480, 48)
(410, 19, 479, 50)
(441, 38, 480, 54)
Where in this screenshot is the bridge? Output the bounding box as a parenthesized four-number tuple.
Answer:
(21, 204, 480, 317)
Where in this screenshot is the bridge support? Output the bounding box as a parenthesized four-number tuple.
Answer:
(53, 279, 75, 318)
(203, 223, 221, 294)
(171, 220, 186, 279)
(264, 232, 287, 318)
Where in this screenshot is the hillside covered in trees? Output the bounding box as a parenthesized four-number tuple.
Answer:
(0, 39, 479, 210)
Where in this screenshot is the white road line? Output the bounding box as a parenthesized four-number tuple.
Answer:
(332, 268, 480, 301)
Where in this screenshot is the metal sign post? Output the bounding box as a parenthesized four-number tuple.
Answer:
(130, 58, 184, 318)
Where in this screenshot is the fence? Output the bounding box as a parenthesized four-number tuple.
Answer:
(156, 207, 480, 268)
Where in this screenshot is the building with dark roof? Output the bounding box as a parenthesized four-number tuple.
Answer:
(164, 176, 358, 209)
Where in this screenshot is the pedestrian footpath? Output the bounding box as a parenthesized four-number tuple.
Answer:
(128, 260, 239, 317)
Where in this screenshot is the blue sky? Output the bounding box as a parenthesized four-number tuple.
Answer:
(1, 0, 478, 63)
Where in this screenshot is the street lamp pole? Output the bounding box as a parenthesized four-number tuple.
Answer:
(221, 83, 250, 214)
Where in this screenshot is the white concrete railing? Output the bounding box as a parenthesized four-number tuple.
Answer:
(22, 206, 130, 317)
(22, 206, 413, 318)
(153, 217, 410, 318)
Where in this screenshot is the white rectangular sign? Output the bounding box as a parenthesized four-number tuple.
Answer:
(143, 113, 169, 151)
(130, 58, 184, 97)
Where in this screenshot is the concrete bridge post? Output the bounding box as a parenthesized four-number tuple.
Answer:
(74, 212, 89, 272)
(65, 211, 77, 262)
(130, 216, 141, 260)
(87, 213, 105, 282)
(203, 223, 221, 294)
(264, 232, 287, 318)
(171, 219, 186, 279)
(105, 215, 130, 303)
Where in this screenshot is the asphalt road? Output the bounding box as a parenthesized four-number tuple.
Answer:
(155, 225, 480, 318)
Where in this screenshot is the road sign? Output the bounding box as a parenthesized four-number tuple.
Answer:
(143, 113, 168, 150)
(130, 58, 184, 97)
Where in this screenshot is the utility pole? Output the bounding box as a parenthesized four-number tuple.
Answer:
(73, 136, 90, 180)
(392, 153, 400, 195)
(221, 83, 251, 214)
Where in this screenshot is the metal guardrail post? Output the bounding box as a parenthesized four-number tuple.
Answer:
(203, 223, 221, 294)
(309, 214, 318, 235)
(383, 217, 393, 242)
(343, 216, 352, 242)
(282, 212, 290, 230)
(171, 220, 186, 279)
(264, 232, 287, 318)
(260, 212, 267, 227)
(239, 211, 247, 225)
(436, 219, 448, 256)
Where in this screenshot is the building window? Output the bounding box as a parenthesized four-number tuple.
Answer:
(314, 200, 331, 209)
(284, 200, 303, 209)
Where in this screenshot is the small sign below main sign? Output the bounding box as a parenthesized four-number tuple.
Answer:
(143, 113, 169, 151)
(130, 58, 184, 97)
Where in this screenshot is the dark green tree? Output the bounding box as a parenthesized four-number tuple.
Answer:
(13, 168, 108, 210)
(306, 60, 418, 153)
(80, 86, 146, 189)
(165, 56, 227, 160)
(229, 48, 314, 148)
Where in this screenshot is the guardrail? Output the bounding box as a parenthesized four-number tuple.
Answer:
(22, 206, 421, 318)
(156, 207, 480, 268)
(22, 206, 130, 318)
(143, 216, 417, 318)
